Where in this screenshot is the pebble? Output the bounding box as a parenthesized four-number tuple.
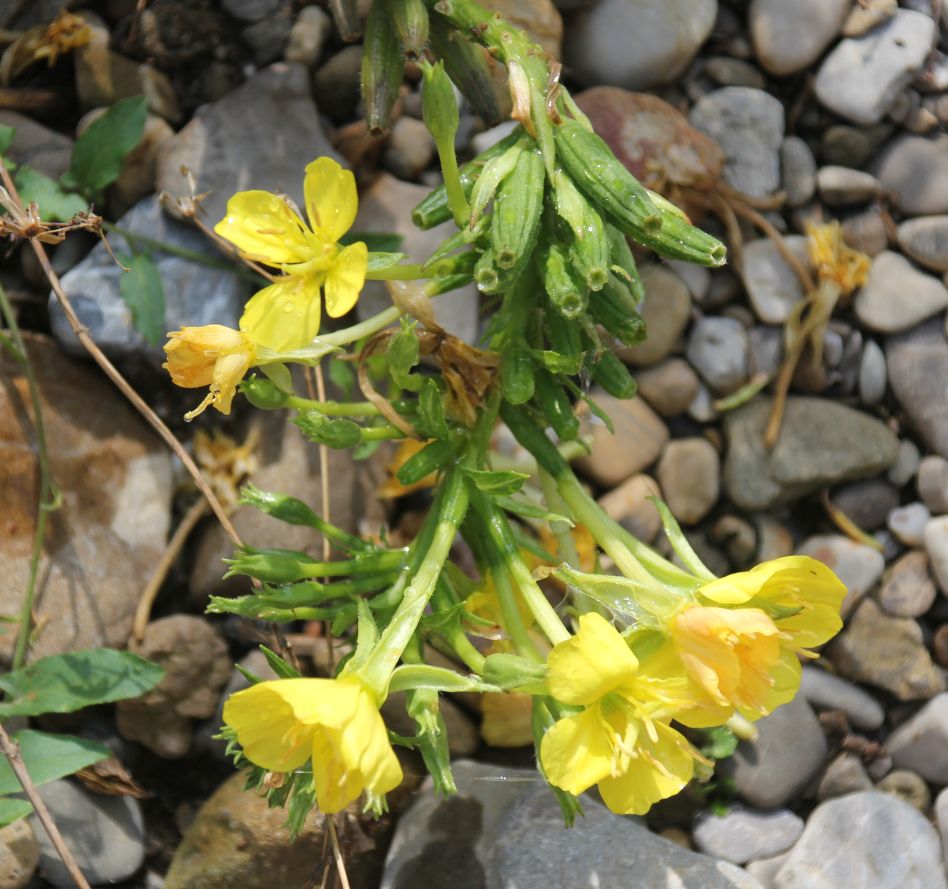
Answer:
(821, 125, 878, 169)
(800, 665, 885, 731)
(564, 0, 717, 91)
(0, 820, 39, 889)
(222, 0, 281, 23)
(772, 792, 947, 889)
(841, 206, 891, 256)
(620, 265, 692, 367)
(842, 0, 898, 36)
(858, 338, 888, 406)
(888, 502, 932, 547)
(876, 769, 931, 813)
(745, 853, 791, 888)
(480, 0, 564, 58)
(636, 358, 701, 418)
(887, 319, 948, 460)
(814, 10, 937, 125)
(576, 392, 670, 487)
(780, 137, 817, 208)
(284, 5, 331, 66)
(719, 696, 827, 809)
(925, 515, 948, 594)
(723, 397, 899, 511)
(688, 384, 720, 425)
(749, 0, 850, 76)
(740, 236, 809, 324)
(855, 251, 948, 334)
(888, 439, 921, 487)
(692, 807, 803, 865)
(886, 694, 948, 784)
(816, 166, 881, 206)
(704, 57, 765, 89)
(0, 111, 72, 180)
(242, 15, 293, 66)
(312, 46, 363, 121)
(833, 478, 900, 531)
(874, 134, 948, 216)
(597, 474, 663, 543)
(817, 752, 874, 801)
(879, 550, 937, 618)
(897, 216, 948, 273)
(747, 325, 783, 377)
(470, 120, 519, 155)
(689, 87, 785, 197)
(668, 261, 712, 304)
(656, 438, 720, 525)
(686, 316, 750, 396)
(918, 456, 948, 513)
(31, 780, 144, 887)
(383, 117, 436, 180)
(828, 599, 945, 701)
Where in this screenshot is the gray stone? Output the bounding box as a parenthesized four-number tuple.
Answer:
(222, 0, 282, 22)
(817, 752, 874, 801)
(620, 265, 692, 368)
(814, 11, 937, 125)
(887, 319, 948, 459)
(748, 325, 784, 376)
(888, 502, 932, 547)
(816, 165, 881, 206)
(284, 5, 331, 66)
(704, 57, 766, 90)
(471, 121, 519, 155)
(936, 787, 948, 864)
(242, 16, 293, 66)
(0, 819, 39, 889)
(636, 358, 701, 417)
(564, 0, 717, 92)
(918, 456, 948, 513)
(686, 316, 750, 395)
(888, 438, 921, 487)
(668, 262, 710, 305)
(720, 696, 828, 809)
(689, 87, 784, 197)
(841, 206, 891, 256)
(312, 46, 363, 121)
(656, 437, 720, 525)
(829, 599, 946, 700)
(897, 216, 948, 273)
(30, 780, 144, 887)
(780, 137, 817, 208)
(598, 474, 663, 543)
(688, 383, 720, 424)
(855, 251, 948, 334)
(773, 792, 947, 889)
(745, 853, 791, 889)
(0, 111, 72, 179)
(875, 134, 948, 216)
(859, 338, 888, 406)
(926, 515, 948, 594)
(693, 807, 803, 865)
(384, 117, 436, 181)
(879, 550, 937, 618)
(750, 0, 850, 76)
(723, 397, 900, 511)
(877, 769, 931, 812)
(842, 0, 898, 37)
(800, 665, 885, 730)
(49, 196, 248, 368)
(741, 236, 809, 324)
(887, 694, 948, 784)
(831, 478, 899, 530)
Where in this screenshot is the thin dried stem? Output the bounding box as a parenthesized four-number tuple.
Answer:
(327, 817, 352, 889)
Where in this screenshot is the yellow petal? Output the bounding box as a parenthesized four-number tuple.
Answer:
(746, 648, 802, 720)
(547, 612, 639, 707)
(539, 704, 614, 796)
(214, 190, 318, 266)
(342, 684, 403, 793)
(163, 324, 250, 388)
(208, 351, 253, 415)
(312, 728, 365, 813)
(304, 157, 358, 243)
(481, 692, 534, 748)
(324, 242, 367, 318)
(239, 274, 322, 352)
(758, 556, 846, 649)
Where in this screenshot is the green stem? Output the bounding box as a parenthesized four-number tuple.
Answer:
(0, 284, 60, 669)
(318, 306, 401, 347)
(284, 396, 383, 416)
(365, 263, 427, 281)
(361, 425, 407, 442)
(538, 468, 580, 567)
(435, 138, 470, 228)
(430, 580, 487, 673)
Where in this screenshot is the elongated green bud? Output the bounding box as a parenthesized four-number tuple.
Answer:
(362, 0, 404, 135)
(606, 225, 645, 303)
(501, 341, 535, 405)
(631, 210, 728, 267)
(543, 299, 583, 357)
(588, 277, 648, 346)
(533, 369, 579, 441)
(240, 374, 289, 410)
(294, 410, 363, 449)
(387, 0, 429, 60)
(474, 248, 502, 293)
(469, 141, 523, 227)
(590, 349, 637, 399)
(490, 146, 545, 270)
(422, 59, 469, 225)
(542, 242, 587, 320)
(569, 203, 611, 292)
(396, 438, 457, 485)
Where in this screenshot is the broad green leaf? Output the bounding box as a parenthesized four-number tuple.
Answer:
(0, 649, 164, 718)
(463, 467, 530, 497)
(0, 730, 110, 796)
(13, 167, 88, 222)
(0, 125, 15, 156)
(65, 95, 147, 196)
(118, 253, 166, 346)
(0, 797, 32, 827)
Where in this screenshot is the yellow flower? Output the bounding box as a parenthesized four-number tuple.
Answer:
(223, 677, 402, 814)
(215, 157, 368, 352)
(163, 324, 257, 419)
(539, 612, 698, 815)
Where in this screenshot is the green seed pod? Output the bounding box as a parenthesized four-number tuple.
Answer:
(569, 203, 611, 292)
(501, 341, 535, 405)
(361, 0, 405, 135)
(240, 374, 289, 410)
(542, 242, 588, 320)
(294, 410, 363, 449)
(533, 369, 580, 441)
(606, 224, 645, 303)
(474, 248, 503, 293)
(631, 210, 728, 267)
(491, 146, 545, 270)
(386, 0, 429, 60)
(543, 299, 583, 358)
(588, 277, 648, 346)
(396, 438, 457, 485)
(590, 349, 638, 399)
(469, 141, 523, 227)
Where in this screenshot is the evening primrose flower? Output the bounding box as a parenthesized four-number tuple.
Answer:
(163, 324, 257, 419)
(215, 157, 368, 352)
(223, 676, 402, 814)
(539, 612, 699, 815)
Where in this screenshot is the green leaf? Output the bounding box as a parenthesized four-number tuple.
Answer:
(649, 496, 716, 581)
(494, 495, 574, 527)
(366, 251, 408, 271)
(13, 166, 88, 222)
(118, 253, 166, 346)
(700, 726, 738, 761)
(0, 125, 15, 156)
(0, 730, 110, 796)
(387, 320, 422, 391)
(417, 378, 450, 439)
(259, 645, 302, 679)
(0, 798, 32, 827)
(462, 467, 530, 497)
(327, 357, 355, 397)
(65, 95, 148, 196)
(341, 232, 404, 253)
(0, 649, 165, 718)
(387, 664, 500, 694)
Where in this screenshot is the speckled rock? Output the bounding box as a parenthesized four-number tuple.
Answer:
(817, 752, 874, 801)
(693, 807, 803, 865)
(879, 550, 937, 618)
(656, 438, 720, 525)
(686, 316, 750, 396)
(635, 359, 701, 418)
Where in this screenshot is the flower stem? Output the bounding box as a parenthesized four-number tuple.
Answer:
(365, 263, 427, 281)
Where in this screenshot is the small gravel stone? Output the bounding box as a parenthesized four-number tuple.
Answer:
(800, 665, 886, 730)
(855, 251, 948, 334)
(879, 550, 937, 618)
(749, 0, 849, 76)
(858, 339, 888, 407)
(704, 57, 765, 89)
(798, 535, 885, 616)
(0, 820, 39, 889)
(383, 117, 436, 180)
(748, 326, 783, 377)
(874, 134, 948, 216)
(284, 5, 331, 66)
(925, 515, 948, 594)
(888, 438, 921, 487)
(918, 456, 948, 514)
(842, 0, 898, 37)
(688, 384, 719, 424)
(841, 206, 891, 256)
(693, 807, 803, 865)
(242, 15, 292, 66)
(746, 853, 791, 888)
(222, 0, 281, 23)
(877, 769, 931, 813)
(888, 503, 932, 547)
(780, 136, 817, 208)
(636, 359, 701, 418)
(814, 10, 937, 125)
(816, 166, 881, 206)
(709, 514, 758, 567)
(817, 752, 874, 801)
(896, 216, 948, 273)
(470, 120, 519, 155)
(656, 438, 720, 525)
(620, 265, 692, 367)
(741, 236, 809, 324)
(597, 474, 663, 542)
(886, 694, 948, 784)
(686, 316, 750, 396)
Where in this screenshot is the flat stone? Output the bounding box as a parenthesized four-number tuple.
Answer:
(887, 318, 948, 459)
(918, 456, 948, 513)
(780, 136, 817, 208)
(897, 216, 948, 273)
(619, 265, 692, 368)
(855, 251, 948, 334)
(888, 502, 932, 547)
(690, 87, 785, 197)
(814, 10, 937, 125)
(741, 236, 809, 324)
(874, 134, 948, 216)
(686, 316, 750, 395)
(635, 358, 701, 417)
(830, 478, 899, 530)
(656, 437, 720, 525)
(773, 792, 947, 889)
(926, 515, 948, 594)
(750, 0, 850, 76)
(597, 474, 663, 543)
(704, 57, 766, 90)
(841, 206, 891, 256)
(0, 819, 39, 889)
(936, 788, 948, 864)
(859, 338, 888, 406)
(800, 665, 885, 730)
(817, 752, 874, 801)
(723, 397, 899, 511)
(879, 550, 938, 618)
(816, 165, 881, 206)
(383, 117, 436, 180)
(887, 694, 948, 784)
(693, 807, 803, 865)
(828, 599, 945, 701)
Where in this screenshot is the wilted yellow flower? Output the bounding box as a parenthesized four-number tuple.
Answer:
(223, 676, 402, 814)
(539, 612, 699, 815)
(806, 220, 870, 295)
(193, 427, 259, 506)
(163, 324, 257, 419)
(215, 157, 367, 352)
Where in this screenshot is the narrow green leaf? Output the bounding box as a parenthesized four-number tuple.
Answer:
(0, 730, 110, 795)
(66, 95, 148, 196)
(494, 496, 574, 527)
(366, 251, 408, 271)
(649, 496, 716, 581)
(417, 378, 450, 439)
(0, 798, 32, 827)
(118, 253, 166, 346)
(387, 664, 500, 694)
(462, 467, 530, 497)
(13, 167, 88, 222)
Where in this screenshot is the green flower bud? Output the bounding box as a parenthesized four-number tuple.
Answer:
(240, 374, 289, 410)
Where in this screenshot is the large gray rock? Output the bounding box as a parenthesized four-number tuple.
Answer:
(49, 196, 248, 368)
(854, 251, 948, 334)
(886, 318, 948, 459)
(773, 792, 947, 889)
(874, 134, 948, 216)
(693, 806, 803, 865)
(886, 694, 948, 785)
(750, 0, 850, 76)
(723, 397, 899, 510)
